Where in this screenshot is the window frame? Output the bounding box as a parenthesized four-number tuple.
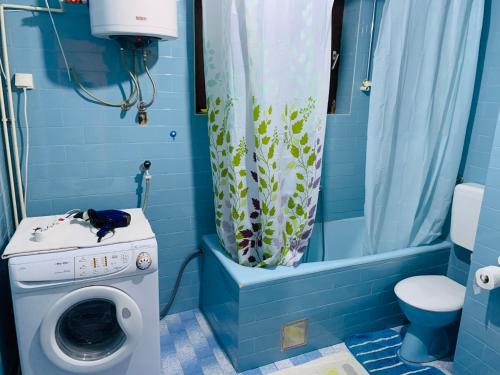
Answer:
(194, 1, 345, 115)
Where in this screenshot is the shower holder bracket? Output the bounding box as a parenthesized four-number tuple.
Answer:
(360, 79, 372, 92)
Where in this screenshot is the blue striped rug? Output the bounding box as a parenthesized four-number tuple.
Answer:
(346, 329, 445, 375)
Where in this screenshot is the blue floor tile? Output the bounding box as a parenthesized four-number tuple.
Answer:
(239, 368, 262, 375)
(304, 350, 322, 361)
(160, 309, 454, 375)
(289, 353, 309, 366)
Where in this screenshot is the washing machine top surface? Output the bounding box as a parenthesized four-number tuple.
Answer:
(2, 208, 155, 259)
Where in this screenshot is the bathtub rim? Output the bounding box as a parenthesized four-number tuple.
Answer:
(201, 234, 452, 288)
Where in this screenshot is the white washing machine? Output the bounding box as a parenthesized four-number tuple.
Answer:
(7, 220, 160, 375)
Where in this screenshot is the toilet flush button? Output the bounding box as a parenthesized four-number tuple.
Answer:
(136, 252, 152, 270)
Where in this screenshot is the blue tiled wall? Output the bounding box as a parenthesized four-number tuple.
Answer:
(322, 0, 382, 221)
(3, 0, 212, 314)
(0, 2, 385, 369)
(201, 235, 450, 372)
(447, 0, 500, 287)
(0, 0, 380, 320)
(460, 0, 500, 185)
(447, 245, 472, 286)
(308, 0, 380, 253)
(454, 112, 500, 375)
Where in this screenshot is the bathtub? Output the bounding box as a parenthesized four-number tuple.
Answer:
(200, 217, 451, 372)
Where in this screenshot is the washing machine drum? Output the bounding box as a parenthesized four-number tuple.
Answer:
(40, 286, 143, 373)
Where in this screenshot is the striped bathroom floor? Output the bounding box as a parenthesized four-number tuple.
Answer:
(160, 309, 454, 375)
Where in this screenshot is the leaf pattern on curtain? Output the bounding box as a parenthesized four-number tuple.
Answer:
(203, 0, 334, 267)
(208, 96, 323, 266)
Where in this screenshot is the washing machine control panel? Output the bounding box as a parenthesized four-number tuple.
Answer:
(75, 251, 130, 279)
(9, 238, 158, 285)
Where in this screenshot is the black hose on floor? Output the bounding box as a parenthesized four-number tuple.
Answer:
(159, 248, 203, 320)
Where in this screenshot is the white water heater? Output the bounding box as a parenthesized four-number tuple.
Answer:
(89, 0, 178, 41)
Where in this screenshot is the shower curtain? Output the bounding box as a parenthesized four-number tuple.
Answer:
(202, 0, 334, 267)
(364, 0, 484, 254)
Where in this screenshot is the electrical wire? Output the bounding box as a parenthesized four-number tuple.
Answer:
(64, 208, 82, 217)
(70, 69, 124, 108)
(44, 0, 71, 82)
(22, 88, 29, 210)
(70, 49, 140, 109)
(89, 225, 116, 242)
(44, 0, 139, 109)
(42, 4, 153, 115)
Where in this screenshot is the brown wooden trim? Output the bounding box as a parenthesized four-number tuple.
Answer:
(328, 0, 345, 114)
(194, 0, 207, 114)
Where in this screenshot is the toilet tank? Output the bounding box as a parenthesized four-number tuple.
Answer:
(450, 183, 485, 251)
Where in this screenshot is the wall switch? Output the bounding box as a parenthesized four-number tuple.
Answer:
(14, 73, 34, 89)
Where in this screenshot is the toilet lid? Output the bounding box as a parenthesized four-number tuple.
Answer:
(394, 275, 466, 312)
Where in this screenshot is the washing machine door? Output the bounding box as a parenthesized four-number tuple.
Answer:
(40, 286, 143, 373)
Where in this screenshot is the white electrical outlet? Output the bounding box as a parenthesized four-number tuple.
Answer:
(14, 73, 34, 89)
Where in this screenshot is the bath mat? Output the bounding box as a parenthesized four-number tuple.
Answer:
(346, 329, 445, 374)
(273, 351, 368, 375)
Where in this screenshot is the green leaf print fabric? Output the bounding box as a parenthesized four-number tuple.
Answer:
(202, 0, 334, 266)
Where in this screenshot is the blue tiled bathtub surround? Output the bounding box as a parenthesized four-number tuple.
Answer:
(204, 231, 450, 289)
(200, 217, 451, 372)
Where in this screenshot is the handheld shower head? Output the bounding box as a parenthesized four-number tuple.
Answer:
(140, 160, 152, 212)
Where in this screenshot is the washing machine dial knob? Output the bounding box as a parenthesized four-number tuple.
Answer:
(136, 252, 152, 270)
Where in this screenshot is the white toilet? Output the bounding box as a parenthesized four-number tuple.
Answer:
(395, 183, 484, 363)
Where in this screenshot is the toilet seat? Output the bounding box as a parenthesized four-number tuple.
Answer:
(395, 275, 466, 312)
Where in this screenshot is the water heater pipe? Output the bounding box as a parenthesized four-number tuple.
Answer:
(0, 43, 18, 226)
(0, 6, 26, 219)
(0, 2, 65, 225)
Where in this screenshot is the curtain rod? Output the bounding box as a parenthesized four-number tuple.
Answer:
(360, 0, 376, 92)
